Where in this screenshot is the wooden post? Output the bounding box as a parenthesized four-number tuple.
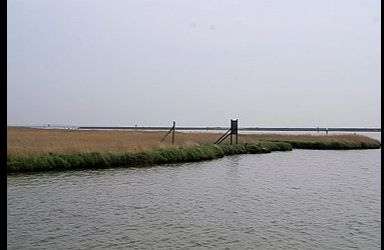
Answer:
(171, 121, 175, 145)
(230, 119, 238, 145)
(160, 121, 176, 144)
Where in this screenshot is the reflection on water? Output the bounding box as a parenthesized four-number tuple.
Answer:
(7, 149, 381, 249)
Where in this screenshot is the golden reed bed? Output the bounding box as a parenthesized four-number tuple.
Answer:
(7, 127, 379, 157)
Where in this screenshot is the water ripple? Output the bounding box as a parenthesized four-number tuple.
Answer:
(8, 149, 381, 249)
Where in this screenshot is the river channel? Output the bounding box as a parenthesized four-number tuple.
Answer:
(7, 144, 381, 249)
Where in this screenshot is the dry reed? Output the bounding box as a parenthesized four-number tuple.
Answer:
(7, 127, 380, 158)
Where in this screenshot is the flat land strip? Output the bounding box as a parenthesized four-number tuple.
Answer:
(7, 127, 380, 158)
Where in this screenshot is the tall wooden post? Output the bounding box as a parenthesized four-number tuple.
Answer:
(171, 121, 176, 145)
(230, 119, 238, 145)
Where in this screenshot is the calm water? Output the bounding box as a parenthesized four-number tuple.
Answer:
(8, 146, 381, 250)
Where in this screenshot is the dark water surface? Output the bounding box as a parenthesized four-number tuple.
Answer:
(8, 148, 381, 249)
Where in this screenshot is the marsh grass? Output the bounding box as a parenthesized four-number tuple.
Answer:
(7, 128, 218, 157)
(7, 142, 293, 173)
(8, 128, 380, 158)
(256, 134, 381, 150)
(7, 128, 380, 173)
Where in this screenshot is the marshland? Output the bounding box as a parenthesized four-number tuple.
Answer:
(7, 127, 381, 157)
(7, 127, 381, 173)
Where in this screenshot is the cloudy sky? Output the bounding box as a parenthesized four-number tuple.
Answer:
(7, 0, 381, 127)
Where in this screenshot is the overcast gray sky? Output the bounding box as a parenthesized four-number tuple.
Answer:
(7, 0, 381, 127)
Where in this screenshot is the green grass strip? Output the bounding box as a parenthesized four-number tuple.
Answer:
(8, 139, 380, 173)
(274, 140, 381, 150)
(7, 142, 292, 173)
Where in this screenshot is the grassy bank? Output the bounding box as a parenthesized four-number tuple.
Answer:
(275, 140, 380, 150)
(264, 137, 381, 150)
(7, 128, 380, 173)
(7, 142, 292, 173)
(246, 134, 381, 150)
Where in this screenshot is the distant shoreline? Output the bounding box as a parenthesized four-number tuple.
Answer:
(7, 125, 381, 133)
(77, 126, 381, 133)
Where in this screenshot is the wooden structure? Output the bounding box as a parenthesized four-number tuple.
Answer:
(160, 121, 176, 145)
(215, 119, 238, 145)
